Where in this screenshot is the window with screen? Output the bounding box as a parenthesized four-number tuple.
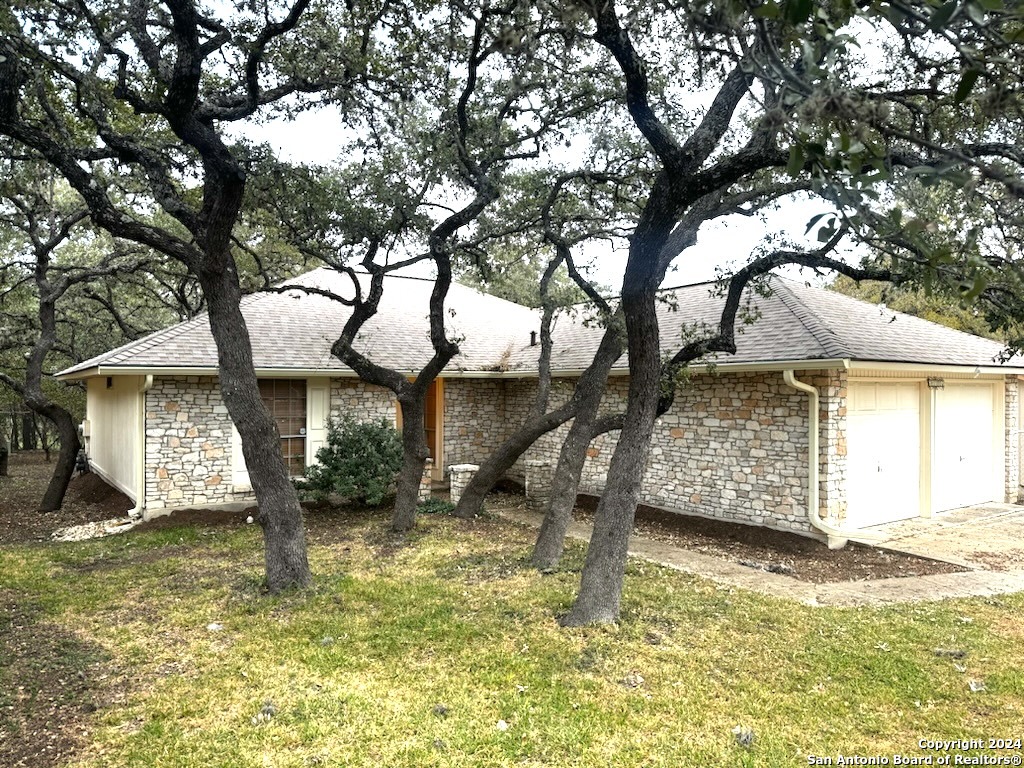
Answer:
(258, 379, 306, 476)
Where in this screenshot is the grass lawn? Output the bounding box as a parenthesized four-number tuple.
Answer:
(2, 508, 1022, 767)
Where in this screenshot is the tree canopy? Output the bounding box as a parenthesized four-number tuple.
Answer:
(1, 0, 1023, 617)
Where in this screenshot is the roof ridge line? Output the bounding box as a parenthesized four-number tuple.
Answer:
(770, 279, 849, 358)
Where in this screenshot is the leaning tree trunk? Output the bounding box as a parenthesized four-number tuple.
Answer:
(561, 262, 662, 626)
(451, 414, 570, 519)
(200, 267, 311, 593)
(33, 407, 79, 512)
(453, 326, 625, 520)
(532, 390, 604, 570)
(392, 397, 430, 531)
(20, 289, 81, 510)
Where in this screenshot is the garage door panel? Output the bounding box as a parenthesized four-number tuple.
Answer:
(933, 385, 998, 513)
(847, 382, 922, 528)
(852, 385, 876, 411)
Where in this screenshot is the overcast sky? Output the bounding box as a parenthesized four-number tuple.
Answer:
(241, 109, 844, 292)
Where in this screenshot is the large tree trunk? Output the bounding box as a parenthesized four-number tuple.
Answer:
(34, 408, 79, 512)
(531, 390, 604, 570)
(451, 411, 571, 519)
(392, 397, 430, 531)
(20, 291, 81, 510)
(561, 283, 661, 625)
(9, 410, 18, 452)
(0, 419, 8, 476)
(199, 267, 311, 593)
(21, 412, 36, 450)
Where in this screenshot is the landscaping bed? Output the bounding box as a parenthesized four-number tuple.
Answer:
(573, 495, 965, 584)
(0, 453, 963, 584)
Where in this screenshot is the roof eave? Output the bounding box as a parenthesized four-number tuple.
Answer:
(56, 356, 1024, 382)
(847, 360, 1024, 376)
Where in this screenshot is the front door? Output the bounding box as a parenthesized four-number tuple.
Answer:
(397, 378, 444, 481)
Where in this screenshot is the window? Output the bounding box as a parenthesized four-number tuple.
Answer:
(259, 379, 306, 476)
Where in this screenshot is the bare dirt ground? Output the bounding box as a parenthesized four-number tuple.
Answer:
(0, 451, 132, 546)
(567, 495, 965, 583)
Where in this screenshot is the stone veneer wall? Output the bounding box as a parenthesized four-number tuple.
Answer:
(144, 376, 244, 509)
(443, 378, 507, 470)
(141, 369, 851, 531)
(502, 370, 848, 534)
(1006, 377, 1019, 502)
(329, 378, 396, 424)
(144, 376, 398, 511)
(810, 370, 848, 524)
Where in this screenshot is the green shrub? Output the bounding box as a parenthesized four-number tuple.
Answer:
(417, 498, 455, 516)
(295, 417, 403, 506)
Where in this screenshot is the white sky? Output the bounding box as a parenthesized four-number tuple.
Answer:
(241, 109, 844, 292)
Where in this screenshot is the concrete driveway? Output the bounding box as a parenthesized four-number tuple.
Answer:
(870, 503, 1024, 570)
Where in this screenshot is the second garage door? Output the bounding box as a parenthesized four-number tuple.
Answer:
(932, 384, 999, 513)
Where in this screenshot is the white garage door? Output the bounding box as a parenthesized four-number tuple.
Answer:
(847, 382, 922, 528)
(932, 384, 999, 512)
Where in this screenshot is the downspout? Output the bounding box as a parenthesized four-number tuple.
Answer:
(129, 374, 154, 519)
(783, 369, 883, 549)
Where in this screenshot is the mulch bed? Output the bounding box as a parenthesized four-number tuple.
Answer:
(0, 451, 133, 546)
(0, 451, 965, 586)
(574, 494, 965, 583)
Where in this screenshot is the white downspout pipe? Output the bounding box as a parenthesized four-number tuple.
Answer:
(783, 370, 883, 549)
(129, 374, 154, 519)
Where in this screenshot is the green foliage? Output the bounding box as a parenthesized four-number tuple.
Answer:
(295, 417, 402, 506)
(416, 497, 455, 516)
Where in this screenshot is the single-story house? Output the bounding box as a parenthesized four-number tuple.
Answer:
(57, 267, 1024, 542)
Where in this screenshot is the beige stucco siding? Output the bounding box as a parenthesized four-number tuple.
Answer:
(86, 375, 143, 501)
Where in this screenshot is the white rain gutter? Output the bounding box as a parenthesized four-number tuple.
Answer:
(782, 369, 883, 549)
(129, 374, 154, 519)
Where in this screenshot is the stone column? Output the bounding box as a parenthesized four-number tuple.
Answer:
(525, 459, 553, 511)
(419, 459, 434, 502)
(448, 463, 479, 505)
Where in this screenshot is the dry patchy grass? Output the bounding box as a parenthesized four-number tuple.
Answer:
(1, 505, 1022, 768)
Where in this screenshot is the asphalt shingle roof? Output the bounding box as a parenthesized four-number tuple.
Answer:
(58, 269, 1021, 378)
(61, 269, 540, 376)
(504, 277, 1018, 372)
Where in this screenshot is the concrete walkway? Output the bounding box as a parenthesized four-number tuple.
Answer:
(870, 503, 1024, 571)
(500, 509, 1024, 607)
